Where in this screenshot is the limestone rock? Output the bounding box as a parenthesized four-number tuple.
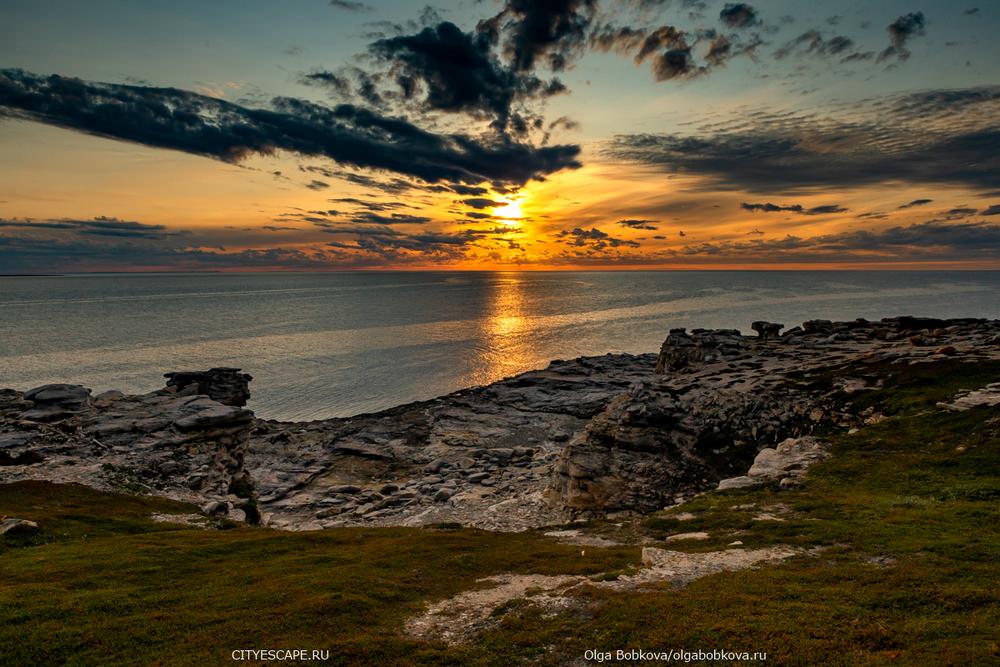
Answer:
(1, 517, 39, 535)
(3, 379, 256, 520)
(654, 327, 748, 374)
(163, 368, 252, 407)
(2, 316, 998, 533)
(717, 436, 830, 490)
(21, 384, 92, 421)
(751, 321, 783, 340)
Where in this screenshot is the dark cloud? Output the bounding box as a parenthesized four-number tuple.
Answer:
(0, 69, 580, 188)
(363, 235, 466, 257)
(0, 234, 350, 273)
(369, 21, 565, 134)
(741, 202, 847, 215)
(668, 220, 1000, 262)
(889, 86, 1000, 117)
(330, 0, 373, 11)
(321, 226, 482, 260)
(589, 23, 702, 80)
(964, 8, 979, 15)
(313, 211, 431, 226)
(305, 179, 329, 190)
(0, 216, 182, 239)
(617, 218, 658, 229)
(635, 25, 689, 62)
(448, 184, 491, 196)
(704, 34, 733, 65)
(839, 50, 875, 63)
(945, 207, 977, 217)
(336, 172, 417, 194)
(462, 197, 504, 209)
(353, 212, 430, 225)
(299, 70, 351, 98)
(491, 0, 598, 72)
(719, 3, 759, 29)
(650, 47, 701, 80)
(605, 86, 1000, 192)
(774, 30, 861, 60)
(556, 226, 640, 250)
(546, 115, 580, 135)
(590, 21, 759, 80)
(898, 198, 933, 209)
(879, 12, 926, 62)
(981, 204, 1000, 216)
(0, 213, 504, 272)
(589, 24, 647, 53)
(328, 197, 409, 212)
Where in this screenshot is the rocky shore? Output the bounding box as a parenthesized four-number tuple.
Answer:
(3, 316, 999, 531)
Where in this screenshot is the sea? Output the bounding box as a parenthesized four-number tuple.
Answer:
(1, 271, 998, 421)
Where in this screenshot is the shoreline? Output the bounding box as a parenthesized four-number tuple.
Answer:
(3, 316, 1000, 532)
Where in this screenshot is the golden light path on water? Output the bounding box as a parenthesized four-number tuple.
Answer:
(477, 274, 531, 385)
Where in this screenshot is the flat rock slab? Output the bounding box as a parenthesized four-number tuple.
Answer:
(406, 544, 806, 644)
(939, 383, 1000, 411)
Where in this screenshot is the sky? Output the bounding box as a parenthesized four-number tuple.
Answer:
(1, 0, 998, 272)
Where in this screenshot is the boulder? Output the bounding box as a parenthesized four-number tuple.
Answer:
(717, 436, 830, 491)
(751, 321, 783, 340)
(802, 320, 834, 335)
(21, 384, 93, 421)
(1, 517, 39, 536)
(163, 368, 252, 407)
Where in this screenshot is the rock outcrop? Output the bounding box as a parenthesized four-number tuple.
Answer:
(551, 317, 1000, 516)
(1, 372, 257, 520)
(21, 384, 93, 421)
(163, 368, 252, 407)
(717, 436, 830, 490)
(653, 328, 748, 373)
(2, 316, 999, 531)
(751, 321, 783, 340)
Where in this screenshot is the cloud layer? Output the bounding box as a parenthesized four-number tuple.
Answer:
(0, 69, 580, 188)
(606, 86, 1000, 193)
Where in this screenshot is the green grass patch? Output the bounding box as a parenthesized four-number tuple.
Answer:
(0, 482, 637, 666)
(1, 360, 999, 665)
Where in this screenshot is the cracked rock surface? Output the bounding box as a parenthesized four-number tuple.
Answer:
(3, 317, 999, 530)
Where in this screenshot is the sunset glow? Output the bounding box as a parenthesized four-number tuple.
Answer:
(1, 1, 998, 272)
(493, 200, 524, 222)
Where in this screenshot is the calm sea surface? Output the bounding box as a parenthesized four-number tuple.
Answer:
(1, 271, 998, 421)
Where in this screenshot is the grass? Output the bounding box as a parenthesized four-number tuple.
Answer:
(1, 359, 998, 665)
(0, 484, 637, 666)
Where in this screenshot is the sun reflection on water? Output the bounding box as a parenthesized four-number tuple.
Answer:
(472, 273, 533, 385)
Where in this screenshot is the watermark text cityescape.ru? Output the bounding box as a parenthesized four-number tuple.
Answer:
(585, 649, 767, 663)
(232, 649, 330, 662)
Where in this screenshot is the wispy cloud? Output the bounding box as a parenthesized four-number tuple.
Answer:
(606, 86, 1000, 192)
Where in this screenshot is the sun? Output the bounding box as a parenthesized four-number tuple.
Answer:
(493, 199, 523, 221)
